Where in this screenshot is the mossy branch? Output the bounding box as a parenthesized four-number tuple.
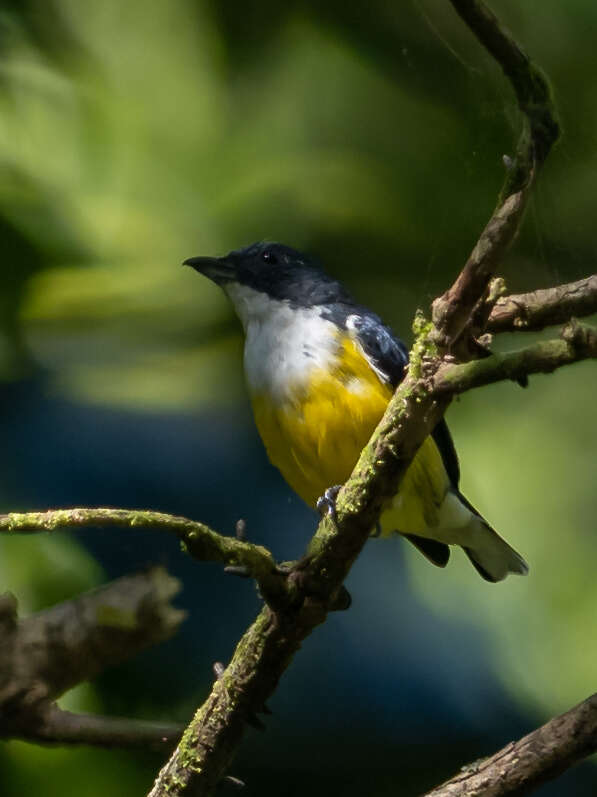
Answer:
(434, 321, 597, 394)
(0, 508, 286, 606)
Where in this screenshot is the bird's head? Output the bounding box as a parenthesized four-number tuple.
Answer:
(184, 241, 353, 325)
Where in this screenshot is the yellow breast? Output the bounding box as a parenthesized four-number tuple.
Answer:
(251, 336, 392, 507)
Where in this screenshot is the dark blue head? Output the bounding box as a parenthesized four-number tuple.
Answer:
(184, 241, 353, 307)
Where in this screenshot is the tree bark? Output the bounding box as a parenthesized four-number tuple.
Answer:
(424, 694, 597, 797)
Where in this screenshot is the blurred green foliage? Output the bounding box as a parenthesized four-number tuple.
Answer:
(0, 0, 596, 794)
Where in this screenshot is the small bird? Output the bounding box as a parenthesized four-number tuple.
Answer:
(185, 242, 528, 582)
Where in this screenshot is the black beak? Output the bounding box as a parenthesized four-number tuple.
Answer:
(183, 255, 237, 285)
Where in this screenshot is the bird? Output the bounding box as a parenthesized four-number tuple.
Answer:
(184, 241, 528, 582)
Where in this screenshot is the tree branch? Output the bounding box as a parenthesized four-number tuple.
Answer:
(423, 693, 597, 797)
(431, 0, 560, 352)
(487, 274, 597, 333)
(432, 188, 532, 353)
(0, 569, 186, 750)
(18, 706, 183, 751)
(434, 321, 597, 394)
(0, 508, 286, 606)
(450, 0, 559, 175)
(0, 568, 185, 709)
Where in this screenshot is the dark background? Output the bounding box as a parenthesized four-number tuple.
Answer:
(0, 1, 596, 794)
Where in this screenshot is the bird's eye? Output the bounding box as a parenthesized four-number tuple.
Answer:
(262, 250, 277, 264)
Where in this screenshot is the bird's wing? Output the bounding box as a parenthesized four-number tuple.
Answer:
(343, 308, 461, 489)
(344, 310, 409, 386)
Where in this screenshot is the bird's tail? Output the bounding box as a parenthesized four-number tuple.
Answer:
(463, 513, 528, 583)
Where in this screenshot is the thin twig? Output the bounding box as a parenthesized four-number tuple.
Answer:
(450, 0, 559, 181)
(488, 274, 597, 333)
(431, 0, 560, 352)
(0, 508, 286, 606)
(433, 321, 597, 394)
(17, 706, 184, 751)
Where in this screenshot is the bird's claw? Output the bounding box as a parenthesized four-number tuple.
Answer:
(316, 485, 342, 522)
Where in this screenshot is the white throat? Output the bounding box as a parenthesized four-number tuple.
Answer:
(224, 283, 339, 402)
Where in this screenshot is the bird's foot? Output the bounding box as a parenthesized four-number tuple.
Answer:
(316, 485, 342, 523)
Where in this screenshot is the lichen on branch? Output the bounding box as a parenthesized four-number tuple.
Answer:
(434, 321, 597, 394)
(0, 507, 286, 606)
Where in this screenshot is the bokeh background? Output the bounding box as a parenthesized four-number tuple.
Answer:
(1, 0, 596, 794)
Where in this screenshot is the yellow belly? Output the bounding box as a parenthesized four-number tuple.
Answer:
(251, 337, 450, 534)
